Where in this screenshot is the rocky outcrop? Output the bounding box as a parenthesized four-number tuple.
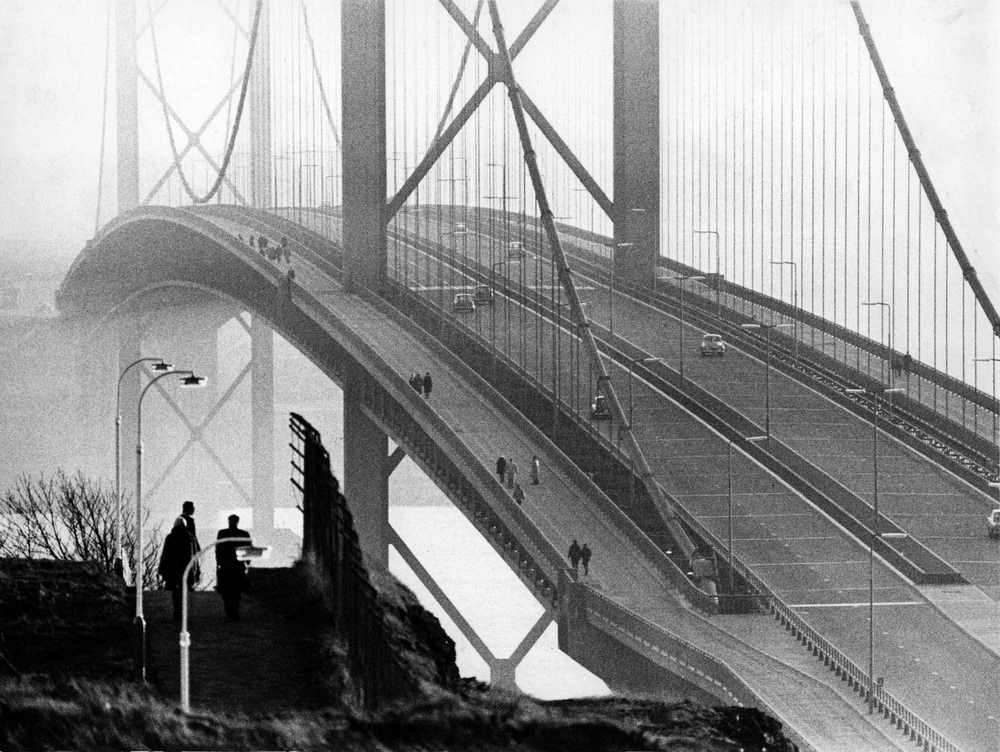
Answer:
(0, 559, 131, 678)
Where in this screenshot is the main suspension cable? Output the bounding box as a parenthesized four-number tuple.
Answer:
(147, 0, 264, 204)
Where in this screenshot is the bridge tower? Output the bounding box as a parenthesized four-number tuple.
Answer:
(613, 0, 659, 288)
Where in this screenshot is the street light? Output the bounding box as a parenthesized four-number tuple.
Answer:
(861, 301, 893, 384)
(844, 384, 904, 714)
(116, 357, 172, 578)
(694, 229, 722, 319)
(740, 321, 793, 438)
(770, 260, 799, 357)
(179, 539, 268, 712)
(728, 435, 767, 595)
(627, 356, 662, 430)
(134, 369, 206, 681)
(662, 274, 705, 380)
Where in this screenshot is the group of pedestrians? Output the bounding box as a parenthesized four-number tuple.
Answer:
(238, 234, 291, 265)
(408, 371, 433, 398)
(495, 453, 541, 507)
(157, 499, 254, 623)
(567, 538, 593, 577)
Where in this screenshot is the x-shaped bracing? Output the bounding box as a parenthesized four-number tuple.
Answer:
(142, 314, 255, 505)
(386, 0, 613, 221)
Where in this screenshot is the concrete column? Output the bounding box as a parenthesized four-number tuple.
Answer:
(250, 316, 275, 536)
(116, 0, 139, 212)
(341, 0, 386, 290)
(613, 0, 659, 287)
(250, 0, 272, 209)
(343, 383, 389, 566)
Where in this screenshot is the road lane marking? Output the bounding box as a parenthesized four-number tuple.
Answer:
(789, 600, 925, 608)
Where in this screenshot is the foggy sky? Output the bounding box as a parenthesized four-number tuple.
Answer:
(0, 0, 996, 286)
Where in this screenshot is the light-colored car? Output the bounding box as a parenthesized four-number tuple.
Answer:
(452, 293, 476, 313)
(988, 508, 1000, 539)
(590, 394, 611, 420)
(700, 333, 726, 357)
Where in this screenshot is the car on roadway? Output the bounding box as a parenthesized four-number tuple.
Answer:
(700, 333, 726, 357)
(590, 394, 611, 420)
(988, 508, 1000, 539)
(473, 284, 494, 305)
(452, 293, 476, 313)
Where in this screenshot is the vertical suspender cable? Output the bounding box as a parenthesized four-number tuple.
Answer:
(486, 0, 697, 562)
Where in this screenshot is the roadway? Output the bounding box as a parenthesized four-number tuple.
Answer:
(193, 205, 997, 751)
(185, 205, 914, 751)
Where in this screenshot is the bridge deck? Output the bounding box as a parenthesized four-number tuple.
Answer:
(191, 207, 913, 751)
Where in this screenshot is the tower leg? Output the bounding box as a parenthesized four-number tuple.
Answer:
(250, 0, 272, 209)
(116, 0, 139, 212)
(251, 316, 275, 536)
(341, 0, 386, 289)
(613, 0, 659, 287)
(343, 382, 389, 566)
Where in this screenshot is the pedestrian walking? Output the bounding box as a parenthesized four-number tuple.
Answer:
(280, 236, 290, 263)
(495, 455, 507, 481)
(580, 543, 592, 576)
(568, 539, 581, 574)
(513, 482, 524, 505)
(158, 517, 197, 623)
(507, 459, 518, 489)
(423, 371, 433, 398)
(180, 500, 201, 584)
(530, 454, 540, 485)
(215, 514, 252, 622)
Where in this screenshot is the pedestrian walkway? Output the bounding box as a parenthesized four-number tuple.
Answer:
(145, 569, 323, 713)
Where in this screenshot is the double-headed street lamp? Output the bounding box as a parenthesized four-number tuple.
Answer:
(134, 368, 206, 681)
(662, 274, 706, 381)
(116, 358, 173, 577)
(770, 260, 799, 357)
(844, 384, 904, 714)
(727, 435, 768, 595)
(740, 320, 793, 438)
(693, 229, 722, 319)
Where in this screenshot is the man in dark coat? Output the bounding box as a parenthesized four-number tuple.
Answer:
(180, 500, 201, 584)
(495, 455, 507, 481)
(568, 539, 581, 575)
(423, 371, 433, 398)
(580, 543, 592, 576)
(215, 515, 252, 622)
(158, 517, 196, 623)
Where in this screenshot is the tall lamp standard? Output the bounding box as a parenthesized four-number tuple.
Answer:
(662, 274, 705, 381)
(627, 357, 661, 507)
(603, 241, 633, 340)
(861, 301, 892, 385)
(740, 320, 793, 439)
(769, 260, 799, 357)
(134, 369, 207, 681)
(116, 358, 172, 577)
(844, 384, 904, 714)
(727, 435, 767, 595)
(693, 229, 722, 319)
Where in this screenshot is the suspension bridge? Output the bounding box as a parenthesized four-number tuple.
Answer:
(55, 1, 998, 750)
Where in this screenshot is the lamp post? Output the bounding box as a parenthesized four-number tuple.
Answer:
(844, 384, 904, 714)
(861, 301, 892, 384)
(663, 274, 705, 381)
(116, 357, 172, 577)
(627, 356, 662, 430)
(728, 435, 768, 595)
(694, 229, 722, 319)
(134, 369, 206, 681)
(179, 539, 268, 712)
(604, 241, 634, 340)
(740, 321, 793, 438)
(770, 260, 799, 357)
